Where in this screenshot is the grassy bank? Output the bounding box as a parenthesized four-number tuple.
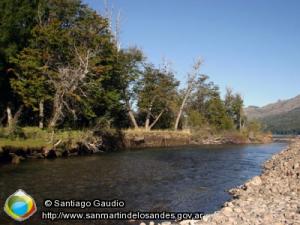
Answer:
(0, 126, 273, 164)
(0, 127, 87, 149)
(124, 129, 192, 149)
(0, 129, 189, 160)
(0, 127, 194, 163)
(0, 126, 272, 150)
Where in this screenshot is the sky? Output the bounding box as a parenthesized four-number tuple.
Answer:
(83, 0, 300, 107)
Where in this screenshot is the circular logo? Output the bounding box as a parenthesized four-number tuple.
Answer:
(4, 189, 37, 221)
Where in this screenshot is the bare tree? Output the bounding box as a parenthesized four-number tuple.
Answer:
(6, 106, 23, 134)
(143, 58, 173, 130)
(104, 5, 140, 129)
(115, 10, 122, 51)
(39, 99, 44, 128)
(48, 48, 93, 128)
(125, 96, 139, 129)
(146, 109, 165, 130)
(6, 106, 13, 129)
(144, 97, 166, 131)
(144, 97, 156, 130)
(103, 0, 122, 50)
(174, 58, 203, 130)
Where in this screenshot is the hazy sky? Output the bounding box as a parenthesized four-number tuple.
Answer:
(83, 0, 300, 107)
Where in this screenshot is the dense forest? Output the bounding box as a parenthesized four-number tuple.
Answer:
(261, 107, 300, 134)
(0, 0, 247, 135)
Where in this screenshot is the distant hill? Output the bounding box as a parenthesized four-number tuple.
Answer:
(245, 95, 300, 134)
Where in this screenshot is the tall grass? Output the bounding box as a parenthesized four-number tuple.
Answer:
(124, 128, 191, 136)
(0, 127, 87, 148)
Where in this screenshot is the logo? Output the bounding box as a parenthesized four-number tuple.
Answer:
(4, 189, 37, 221)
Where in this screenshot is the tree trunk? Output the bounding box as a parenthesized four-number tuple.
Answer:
(48, 111, 60, 128)
(39, 99, 44, 129)
(6, 106, 12, 128)
(145, 99, 155, 130)
(174, 59, 202, 130)
(238, 108, 243, 131)
(149, 110, 165, 130)
(145, 116, 150, 130)
(128, 110, 139, 129)
(126, 99, 139, 129)
(48, 95, 62, 129)
(49, 106, 61, 129)
(145, 107, 152, 130)
(174, 89, 191, 130)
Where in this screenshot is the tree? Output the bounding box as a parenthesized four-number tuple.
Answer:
(205, 96, 233, 130)
(188, 75, 219, 114)
(185, 75, 221, 130)
(137, 64, 179, 130)
(225, 88, 245, 130)
(232, 93, 245, 130)
(0, 0, 39, 127)
(11, 48, 52, 128)
(174, 58, 203, 130)
(47, 5, 115, 128)
(187, 109, 206, 130)
(115, 48, 144, 129)
(12, 0, 118, 128)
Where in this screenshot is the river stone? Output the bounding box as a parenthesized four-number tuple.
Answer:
(222, 207, 233, 216)
(11, 154, 20, 164)
(166, 141, 300, 225)
(33, 152, 45, 159)
(46, 149, 57, 159)
(233, 207, 242, 213)
(248, 176, 262, 186)
(161, 222, 171, 225)
(202, 216, 209, 222)
(179, 220, 196, 225)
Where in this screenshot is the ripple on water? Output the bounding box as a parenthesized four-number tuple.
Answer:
(0, 143, 286, 225)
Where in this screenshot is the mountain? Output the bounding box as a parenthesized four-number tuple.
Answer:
(245, 95, 300, 134)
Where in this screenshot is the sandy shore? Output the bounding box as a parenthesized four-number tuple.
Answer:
(141, 139, 300, 225)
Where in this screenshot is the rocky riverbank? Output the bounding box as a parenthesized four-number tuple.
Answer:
(141, 139, 300, 225)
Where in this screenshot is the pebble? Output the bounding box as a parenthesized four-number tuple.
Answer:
(140, 140, 300, 225)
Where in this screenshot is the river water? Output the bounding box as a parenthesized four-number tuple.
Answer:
(0, 143, 286, 225)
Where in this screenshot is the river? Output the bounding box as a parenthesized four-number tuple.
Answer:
(0, 143, 286, 225)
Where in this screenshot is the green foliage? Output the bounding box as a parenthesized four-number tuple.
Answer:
(0, 125, 25, 139)
(9, 0, 125, 128)
(260, 107, 300, 134)
(187, 110, 206, 129)
(0, 0, 250, 134)
(188, 75, 220, 114)
(205, 96, 234, 130)
(10, 48, 50, 110)
(136, 64, 179, 127)
(225, 88, 245, 129)
(0, 127, 87, 148)
(0, 0, 40, 117)
(0, 0, 39, 63)
(116, 48, 145, 104)
(185, 76, 235, 131)
(246, 120, 262, 133)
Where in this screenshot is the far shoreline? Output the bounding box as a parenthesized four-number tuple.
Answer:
(0, 128, 273, 165)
